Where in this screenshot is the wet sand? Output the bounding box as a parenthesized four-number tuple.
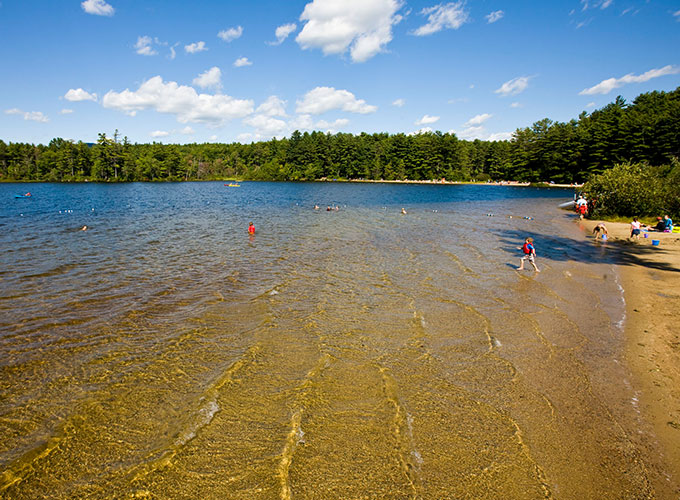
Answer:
(581, 219, 680, 498)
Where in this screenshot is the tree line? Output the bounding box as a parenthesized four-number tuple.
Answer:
(1, 87, 678, 184)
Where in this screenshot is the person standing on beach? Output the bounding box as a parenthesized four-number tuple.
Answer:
(630, 217, 641, 240)
(248, 222, 255, 235)
(518, 237, 540, 272)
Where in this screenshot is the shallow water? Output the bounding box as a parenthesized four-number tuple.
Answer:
(0, 182, 653, 498)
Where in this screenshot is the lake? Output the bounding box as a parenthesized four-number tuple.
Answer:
(0, 181, 652, 498)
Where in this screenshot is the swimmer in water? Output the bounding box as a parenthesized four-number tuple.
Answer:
(248, 222, 255, 235)
(401, 208, 407, 214)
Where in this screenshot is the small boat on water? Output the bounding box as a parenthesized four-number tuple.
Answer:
(15, 193, 32, 198)
(225, 183, 241, 187)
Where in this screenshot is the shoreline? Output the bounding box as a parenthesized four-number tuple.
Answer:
(580, 218, 680, 497)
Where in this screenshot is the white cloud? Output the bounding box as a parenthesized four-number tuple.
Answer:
(5, 108, 49, 123)
(234, 57, 252, 67)
(579, 65, 680, 95)
(60, 109, 74, 114)
(412, 2, 469, 36)
(180, 126, 194, 134)
(465, 113, 492, 127)
(169, 44, 178, 60)
(218, 26, 243, 42)
(193, 67, 222, 90)
(243, 114, 288, 137)
(674, 10, 680, 21)
(415, 114, 440, 125)
(510, 102, 522, 108)
(316, 118, 349, 132)
(392, 98, 405, 107)
(102, 75, 254, 125)
(64, 88, 98, 102)
(485, 10, 504, 23)
(210, 135, 218, 141)
(185, 41, 207, 54)
(495, 76, 531, 96)
(81, 0, 114, 16)
(135, 35, 157, 56)
(150, 130, 170, 138)
(586, 102, 596, 108)
(290, 114, 315, 130)
(487, 131, 512, 141)
(296, 86, 377, 114)
(271, 23, 297, 45)
(256, 96, 288, 117)
(296, 0, 404, 63)
(409, 127, 434, 135)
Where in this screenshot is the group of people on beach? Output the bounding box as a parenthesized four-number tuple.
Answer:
(629, 215, 673, 240)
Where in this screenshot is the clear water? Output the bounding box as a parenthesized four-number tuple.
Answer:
(0, 182, 652, 498)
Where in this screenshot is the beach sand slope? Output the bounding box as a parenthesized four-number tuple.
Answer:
(584, 219, 680, 497)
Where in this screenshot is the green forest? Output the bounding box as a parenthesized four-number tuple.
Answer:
(1, 87, 678, 185)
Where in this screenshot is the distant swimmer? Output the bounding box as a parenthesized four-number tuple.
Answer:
(401, 208, 407, 214)
(80, 225, 88, 231)
(248, 222, 255, 235)
(314, 205, 319, 210)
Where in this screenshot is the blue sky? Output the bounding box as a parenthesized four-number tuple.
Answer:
(1, 0, 679, 145)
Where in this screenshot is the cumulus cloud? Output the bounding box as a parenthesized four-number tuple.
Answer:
(192, 67, 222, 90)
(296, 86, 377, 114)
(5, 108, 49, 123)
(409, 127, 434, 135)
(135, 35, 157, 56)
(81, 0, 114, 16)
(218, 26, 243, 42)
(579, 65, 680, 95)
(415, 114, 440, 125)
(464, 113, 492, 127)
(495, 76, 531, 96)
(412, 1, 469, 36)
(180, 126, 194, 134)
(101, 75, 254, 125)
(185, 41, 207, 54)
(60, 109, 74, 114)
(296, 0, 404, 63)
(316, 118, 349, 132)
(64, 88, 98, 102)
(485, 10, 504, 23)
(243, 114, 288, 137)
(150, 130, 170, 138)
(271, 23, 297, 45)
(510, 102, 522, 108)
(234, 57, 252, 67)
(487, 131, 513, 141)
(256, 96, 288, 117)
(674, 10, 680, 21)
(392, 98, 405, 107)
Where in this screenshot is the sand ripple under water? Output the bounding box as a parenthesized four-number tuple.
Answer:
(0, 183, 656, 498)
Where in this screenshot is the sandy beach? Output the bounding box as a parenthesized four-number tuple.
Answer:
(581, 218, 680, 497)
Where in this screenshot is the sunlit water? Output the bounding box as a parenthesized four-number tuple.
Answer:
(0, 182, 653, 498)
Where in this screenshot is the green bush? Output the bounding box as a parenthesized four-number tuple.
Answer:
(582, 162, 667, 218)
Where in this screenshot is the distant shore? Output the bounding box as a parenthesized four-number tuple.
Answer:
(345, 178, 582, 188)
(580, 218, 680, 496)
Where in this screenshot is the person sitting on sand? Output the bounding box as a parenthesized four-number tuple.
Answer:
(401, 207, 407, 214)
(518, 237, 540, 272)
(592, 223, 608, 239)
(648, 217, 666, 232)
(630, 217, 641, 240)
(664, 215, 673, 232)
